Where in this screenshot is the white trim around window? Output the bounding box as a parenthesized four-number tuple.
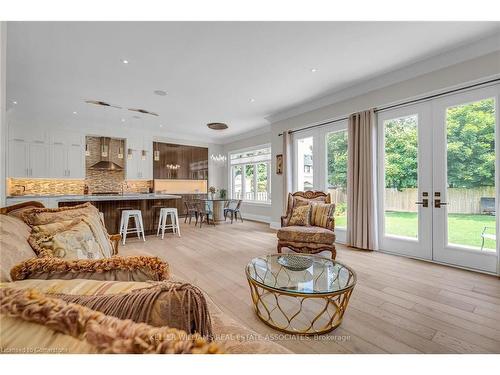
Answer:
(228, 144, 271, 205)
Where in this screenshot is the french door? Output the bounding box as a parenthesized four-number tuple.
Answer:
(378, 85, 499, 273)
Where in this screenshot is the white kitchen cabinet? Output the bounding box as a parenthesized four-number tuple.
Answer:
(8, 140, 29, 177)
(29, 142, 50, 177)
(125, 136, 152, 180)
(66, 144, 84, 178)
(8, 139, 49, 178)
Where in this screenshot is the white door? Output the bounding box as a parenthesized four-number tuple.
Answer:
(432, 86, 499, 273)
(377, 104, 433, 259)
(67, 144, 84, 178)
(8, 140, 29, 177)
(29, 142, 49, 178)
(51, 143, 67, 178)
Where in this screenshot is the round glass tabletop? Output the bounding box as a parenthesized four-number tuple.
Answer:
(246, 254, 356, 295)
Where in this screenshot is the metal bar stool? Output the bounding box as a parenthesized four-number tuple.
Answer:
(157, 207, 181, 239)
(119, 209, 146, 245)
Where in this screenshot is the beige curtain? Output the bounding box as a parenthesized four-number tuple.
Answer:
(282, 130, 293, 214)
(347, 109, 378, 250)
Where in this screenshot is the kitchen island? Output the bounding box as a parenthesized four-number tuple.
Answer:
(56, 193, 206, 235)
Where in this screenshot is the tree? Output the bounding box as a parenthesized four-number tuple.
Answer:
(446, 99, 495, 188)
(326, 130, 348, 190)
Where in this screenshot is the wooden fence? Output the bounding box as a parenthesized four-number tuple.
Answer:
(328, 187, 495, 214)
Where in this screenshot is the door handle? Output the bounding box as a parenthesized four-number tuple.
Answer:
(435, 199, 448, 208)
(415, 199, 429, 208)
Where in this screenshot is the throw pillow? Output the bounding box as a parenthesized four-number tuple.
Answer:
(22, 202, 102, 226)
(310, 202, 336, 228)
(288, 204, 311, 226)
(0, 215, 37, 282)
(28, 217, 114, 259)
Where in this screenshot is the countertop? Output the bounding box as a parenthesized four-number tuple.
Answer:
(8, 193, 182, 202)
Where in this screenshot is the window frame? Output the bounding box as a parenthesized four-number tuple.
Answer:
(228, 144, 272, 205)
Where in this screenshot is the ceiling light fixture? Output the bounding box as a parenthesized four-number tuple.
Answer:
(73, 111, 78, 115)
(12, 101, 17, 105)
(207, 122, 228, 130)
(121, 59, 129, 64)
(250, 98, 256, 103)
(211, 154, 227, 164)
(159, 124, 163, 128)
(310, 68, 318, 73)
(154, 90, 167, 96)
(121, 118, 126, 122)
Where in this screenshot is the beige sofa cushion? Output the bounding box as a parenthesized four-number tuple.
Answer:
(277, 225, 336, 244)
(0, 287, 220, 354)
(0, 215, 37, 282)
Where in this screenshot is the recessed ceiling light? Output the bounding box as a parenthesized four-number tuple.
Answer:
(310, 68, 318, 73)
(121, 59, 129, 64)
(249, 98, 256, 103)
(73, 111, 78, 115)
(154, 90, 167, 96)
(121, 118, 126, 122)
(12, 101, 17, 105)
(159, 124, 163, 128)
(207, 122, 228, 130)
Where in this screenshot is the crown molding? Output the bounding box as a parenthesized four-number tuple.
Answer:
(218, 124, 271, 145)
(266, 31, 500, 124)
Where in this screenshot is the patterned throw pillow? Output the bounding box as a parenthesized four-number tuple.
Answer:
(310, 203, 336, 228)
(288, 204, 312, 226)
(28, 217, 114, 259)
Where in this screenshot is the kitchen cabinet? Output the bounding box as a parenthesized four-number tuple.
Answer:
(153, 142, 208, 180)
(50, 131, 85, 178)
(7, 126, 83, 179)
(8, 139, 49, 178)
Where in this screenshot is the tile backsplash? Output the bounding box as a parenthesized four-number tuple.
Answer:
(8, 178, 85, 196)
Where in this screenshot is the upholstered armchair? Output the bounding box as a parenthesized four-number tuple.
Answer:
(277, 191, 336, 259)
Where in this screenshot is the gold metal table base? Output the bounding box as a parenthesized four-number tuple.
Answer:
(247, 277, 354, 335)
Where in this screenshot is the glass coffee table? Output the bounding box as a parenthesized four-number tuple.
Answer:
(246, 254, 356, 335)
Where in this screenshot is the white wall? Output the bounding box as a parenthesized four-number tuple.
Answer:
(223, 129, 272, 223)
(270, 50, 500, 227)
(0, 22, 6, 206)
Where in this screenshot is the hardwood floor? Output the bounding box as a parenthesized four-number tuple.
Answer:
(122, 220, 500, 354)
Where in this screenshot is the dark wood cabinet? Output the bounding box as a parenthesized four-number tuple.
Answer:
(153, 142, 208, 180)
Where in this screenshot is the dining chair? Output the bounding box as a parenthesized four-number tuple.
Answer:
(196, 201, 216, 227)
(224, 199, 243, 223)
(184, 201, 199, 224)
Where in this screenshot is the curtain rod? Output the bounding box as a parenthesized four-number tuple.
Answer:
(278, 77, 500, 136)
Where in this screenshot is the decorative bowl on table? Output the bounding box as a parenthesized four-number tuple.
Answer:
(277, 254, 313, 271)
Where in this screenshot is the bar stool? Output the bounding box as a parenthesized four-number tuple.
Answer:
(157, 207, 181, 239)
(119, 209, 146, 245)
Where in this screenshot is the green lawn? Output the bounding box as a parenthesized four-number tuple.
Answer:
(334, 211, 496, 250)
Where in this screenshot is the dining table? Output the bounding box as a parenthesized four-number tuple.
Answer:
(199, 198, 231, 222)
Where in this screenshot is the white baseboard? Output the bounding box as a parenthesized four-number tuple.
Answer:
(243, 213, 271, 223)
(269, 221, 281, 230)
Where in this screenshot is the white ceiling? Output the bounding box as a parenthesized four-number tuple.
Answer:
(7, 22, 500, 142)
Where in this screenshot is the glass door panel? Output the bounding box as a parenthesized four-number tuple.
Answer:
(383, 115, 419, 239)
(326, 130, 348, 229)
(296, 136, 314, 191)
(432, 86, 499, 273)
(446, 98, 496, 251)
(378, 104, 433, 259)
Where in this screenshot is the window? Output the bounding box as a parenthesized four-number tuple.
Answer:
(229, 146, 271, 203)
(296, 136, 314, 190)
(326, 129, 348, 229)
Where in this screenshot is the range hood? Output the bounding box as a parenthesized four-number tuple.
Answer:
(89, 137, 124, 171)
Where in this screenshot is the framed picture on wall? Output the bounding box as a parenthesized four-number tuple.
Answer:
(276, 154, 283, 175)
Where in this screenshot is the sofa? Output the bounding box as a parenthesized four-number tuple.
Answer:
(277, 191, 336, 259)
(0, 201, 290, 354)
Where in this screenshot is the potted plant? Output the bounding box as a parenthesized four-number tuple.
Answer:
(219, 188, 227, 199)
